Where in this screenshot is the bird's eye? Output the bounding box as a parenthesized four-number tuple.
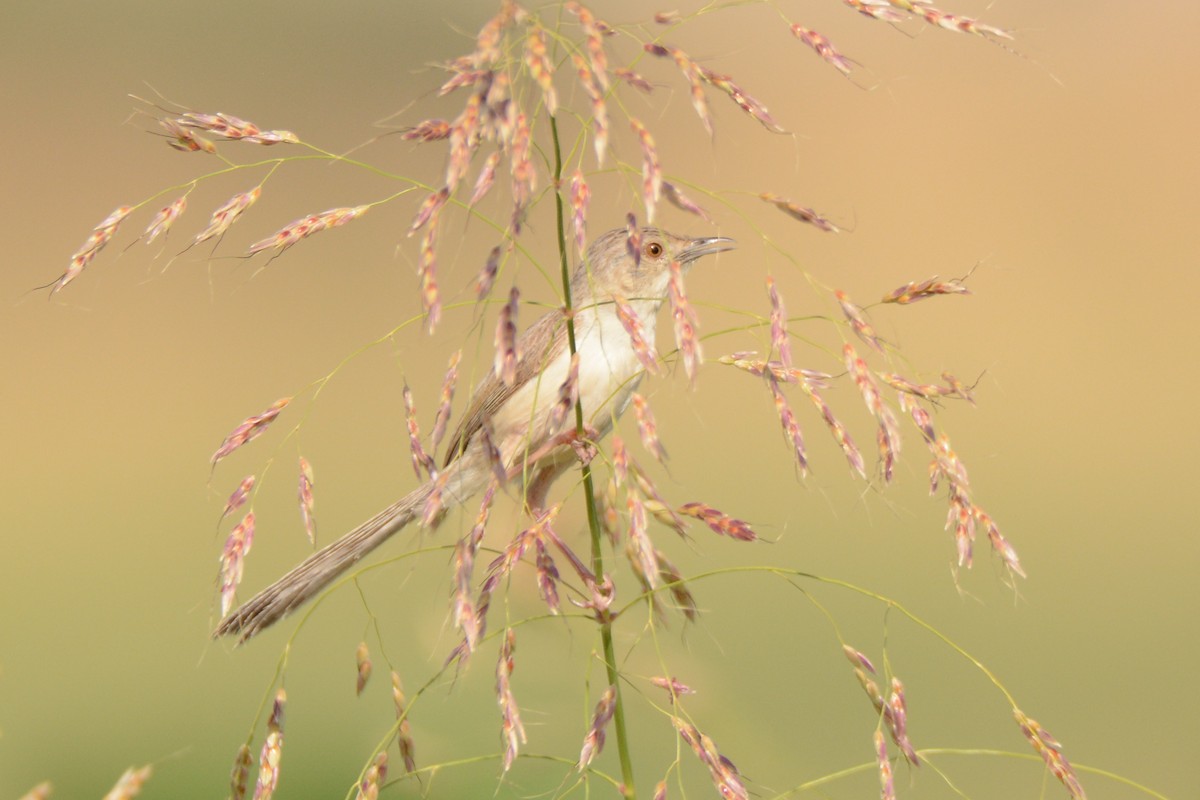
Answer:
(644, 241, 663, 258)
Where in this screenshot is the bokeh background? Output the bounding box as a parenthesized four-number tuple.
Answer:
(2, 2, 1195, 798)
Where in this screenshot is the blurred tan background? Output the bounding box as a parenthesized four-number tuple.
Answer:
(2, 1, 1195, 798)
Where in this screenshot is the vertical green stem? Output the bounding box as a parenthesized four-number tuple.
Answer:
(549, 114, 637, 800)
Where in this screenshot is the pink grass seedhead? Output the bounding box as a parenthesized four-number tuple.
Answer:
(102, 766, 153, 800)
(668, 260, 703, 386)
(496, 628, 526, 772)
(392, 671, 418, 773)
(195, 186, 261, 246)
(403, 383, 436, 480)
(791, 24, 854, 76)
(761, 192, 839, 233)
(220, 475, 256, 525)
(297, 456, 316, 545)
(219, 512, 256, 618)
(615, 67, 654, 93)
(577, 685, 617, 769)
(355, 641, 372, 696)
(495, 286, 521, 388)
(211, 397, 290, 467)
(678, 502, 756, 542)
(614, 296, 661, 375)
(833, 289, 883, 353)
(1014, 708, 1087, 799)
(630, 118, 663, 223)
(661, 181, 712, 223)
(882, 275, 971, 304)
(229, 744, 252, 800)
(400, 118, 451, 142)
(572, 52, 609, 165)
(143, 196, 187, 244)
(252, 689, 286, 800)
(247, 205, 369, 256)
(53, 205, 133, 294)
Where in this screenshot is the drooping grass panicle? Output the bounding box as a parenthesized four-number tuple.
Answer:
(644, 43, 713, 137)
(571, 52, 609, 165)
(674, 719, 749, 800)
(355, 641, 372, 696)
(791, 24, 854, 76)
(297, 456, 316, 545)
(495, 285, 521, 387)
(760, 192, 839, 233)
(766, 276, 792, 371)
(252, 689, 286, 800)
(102, 766, 153, 800)
(392, 671, 418, 773)
(1014, 708, 1087, 800)
(570, 169, 590, 258)
(678, 502, 756, 542)
(668, 260, 702, 386)
(195, 186, 261, 245)
(577, 685, 617, 770)
(614, 296, 661, 375)
(211, 398, 291, 467)
(247, 206, 370, 256)
(229, 744, 252, 800)
(430, 349, 462, 456)
(219, 512, 255, 622)
(496, 628, 526, 772)
(523, 24, 558, 113)
(220, 475, 256, 525)
(403, 382, 437, 480)
(833, 289, 883, 353)
(53, 205, 133, 293)
(631, 393, 667, 464)
(630, 117, 662, 223)
(142, 195, 187, 245)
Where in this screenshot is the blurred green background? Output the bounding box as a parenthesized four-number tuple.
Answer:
(2, 2, 1195, 798)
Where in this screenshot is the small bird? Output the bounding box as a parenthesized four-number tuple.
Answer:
(214, 227, 734, 642)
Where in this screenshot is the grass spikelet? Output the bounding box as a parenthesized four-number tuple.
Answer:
(678, 502, 756, 542)
(567, 2, 609, 90)
(625, 213, 642, 269)
(417, 213, 441, 333)
(176, 111, 297, 145)
(1014, 708, 1086, 799)
(842, 644, 877, 674)
(550, 352, 581, 431)
(875, 729, 896, 800)
(252, 689, 286, 800)
(495, 286, 520, 387)
(645, 43, 713, 136)
(297, 456, 316, 545)
(650, 676, 694, 702)
(510, 111, 536, 208)
(496, 628, 526, 772)
(211, 397, 290, 467)
(791, 24, 854, 75)
(833, 289, 883, 353)
(220, 475, 256, 524)
(570, 169, 590, 258)
(626, 492, 659, 588)
(632, 393, 667, 463)
(615, 67, 653, 93)
(54, 205, 133, 293)
(247, 205, 369, 256)
(219, 512, 255, 617)
(438, 68, 490, 97)
(698, 66, 784, 133)
(630, 117, 662, 223)
(20, 782, 52, 800)
(469, 150, 502, 207)
(974, 506, 1025, 578)
(446, 91, 483, 191)
(661, 181, 712, 223)
(766, 276, 792, 370)
(354, 641, 373, 696)
(524, 25, 557, 113)
(403, 382, 436, 480)
(611, 435, 629, 487)
(577, 685, 617, 770)
(843, 0, 905, 22)
(400, 119, 450, 142)
(657, 553, 698, 620)
(668, 260, 702, 386)
(102, 766, 153, 800)
(914, 6, 1012, 40)
(802, 381, 867, 478)
(760, 192, 839, 233)
(941, 371, 976, 405)
(476, 245, 501, 302)
(452, 484, 495, 655)
(143, 196, 187, 244)
(881, 275, 971, 304)
(408, 187, 449, 237)
(356, 753, 388, 800)
(614, 296, 661, 375)
(160, 117, 216, 153)
(571, 53, 608, 165)
(768, 374, 808, 474)
(392, 671, 418, 773)
(195, 186, 260, 245)
(674, 719, 749, 800)
(229, 744, 252, 800)
(534, 538, 561, 614)
(887, 677, 919, 765)
(430, 349, 462, 455)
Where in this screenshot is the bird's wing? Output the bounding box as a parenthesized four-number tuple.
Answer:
(442, 308, 569, 468)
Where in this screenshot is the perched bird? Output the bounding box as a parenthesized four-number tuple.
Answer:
(215, 227, 734, 642)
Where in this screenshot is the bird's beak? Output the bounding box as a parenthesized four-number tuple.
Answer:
(679, 236, 736, 262)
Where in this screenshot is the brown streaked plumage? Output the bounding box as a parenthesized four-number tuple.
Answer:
(214, 227, 734, 643)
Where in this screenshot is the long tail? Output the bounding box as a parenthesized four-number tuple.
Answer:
(214, 481, 434, 643)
